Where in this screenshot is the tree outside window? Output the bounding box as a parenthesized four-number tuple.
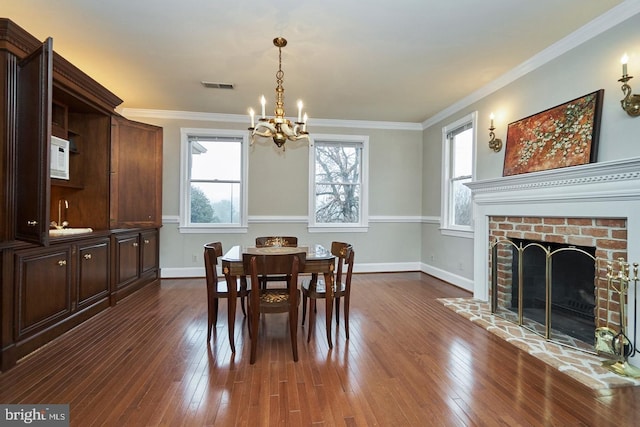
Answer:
(180, 129, 248, 231)
(310, 136, 368, 230)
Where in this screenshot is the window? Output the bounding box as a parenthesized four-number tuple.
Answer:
(309, 134, 369, 232)
(179, 128, 248, 232)
(441, 112, 476, 237)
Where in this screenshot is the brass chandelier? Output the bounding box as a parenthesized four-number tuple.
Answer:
(248, 37, 309, 148)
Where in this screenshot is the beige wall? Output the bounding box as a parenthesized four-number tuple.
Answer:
(126, 12, 640, 283)
(124, 115, 423, 276)
(421, 12, 640, 289)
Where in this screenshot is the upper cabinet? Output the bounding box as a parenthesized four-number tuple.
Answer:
(0, 18, 163, 245)
(15, 38, 52, 245)
(110, 117, 162, 228)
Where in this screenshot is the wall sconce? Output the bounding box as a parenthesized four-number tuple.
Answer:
(619, 53, 640, 117)
(488, 113, 502, 152)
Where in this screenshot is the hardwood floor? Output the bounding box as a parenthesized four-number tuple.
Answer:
(1, 272, 638, 426)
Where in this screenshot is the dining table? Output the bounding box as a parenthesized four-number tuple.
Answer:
(221, 244, 337, 347)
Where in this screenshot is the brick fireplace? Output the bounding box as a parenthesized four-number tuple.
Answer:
(467, 157, 640, 363)
(489, 216, 627, 348)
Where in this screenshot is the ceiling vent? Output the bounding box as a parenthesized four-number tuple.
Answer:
(201, 81, 234, 90)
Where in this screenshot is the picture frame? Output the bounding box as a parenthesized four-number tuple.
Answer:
(502, 89, 604, 176)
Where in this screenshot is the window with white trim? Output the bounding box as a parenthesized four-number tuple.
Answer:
(179, 128, 248, 232)
(309, 134, 369, 232)
(441, 112, 476, 236)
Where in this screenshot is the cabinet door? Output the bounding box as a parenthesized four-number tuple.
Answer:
(141, 229, 158, 275)
(113, 233, 140, 289)
(77, 238, 110, 308)
(15, 38, 53, 245)
(15, 245, 71, 339)
(110, 117, 162, 228)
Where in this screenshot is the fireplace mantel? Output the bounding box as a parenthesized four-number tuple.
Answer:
(467, 156, 640, 364)
(467, 156, 640, 301)
(467, 157, 640, 205)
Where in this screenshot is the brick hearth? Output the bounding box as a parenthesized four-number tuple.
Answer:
(467, 157, 640, 365)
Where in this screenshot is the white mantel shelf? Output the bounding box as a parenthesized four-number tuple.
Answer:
(468, 157, 640, 365)
(467, 156, 640, 205)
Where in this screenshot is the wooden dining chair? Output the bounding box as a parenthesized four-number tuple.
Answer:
(243, 252, 306, 364)
(301, 242, 355, 343)
(204, 242, 249, 353)
(255, 236, 299, 289)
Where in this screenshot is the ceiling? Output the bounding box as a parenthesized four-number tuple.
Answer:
(0, 0, 626, 124)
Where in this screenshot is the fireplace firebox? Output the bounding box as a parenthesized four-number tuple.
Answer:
(510, 238, 596, 344)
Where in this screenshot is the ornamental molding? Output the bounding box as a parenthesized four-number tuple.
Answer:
(466, 157, 640, 196)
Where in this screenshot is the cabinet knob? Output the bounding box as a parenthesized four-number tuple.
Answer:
(133, 242, 139, 247)
(27, 220, 38, 226)
(144, 239, 150, 244)
(83, 253, 92, 260)
(58, 260, 67, 267)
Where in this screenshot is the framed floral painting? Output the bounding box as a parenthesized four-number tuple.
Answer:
(502, 89, 604, 176)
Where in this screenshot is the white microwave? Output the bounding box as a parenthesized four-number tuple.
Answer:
(50, 136, 70, 180)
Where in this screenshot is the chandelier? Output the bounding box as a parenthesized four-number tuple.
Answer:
(248, 37, 309, 148)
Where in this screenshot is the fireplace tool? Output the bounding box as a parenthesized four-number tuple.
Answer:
(599, 259, 640, 378)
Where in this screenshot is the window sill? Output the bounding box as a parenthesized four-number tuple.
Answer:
(308, 224, 369, 233)
(440, 227, 473, 239)
(179, 225, 248, 234)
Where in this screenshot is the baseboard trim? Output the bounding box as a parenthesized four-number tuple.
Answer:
(161, 262, 473, 292)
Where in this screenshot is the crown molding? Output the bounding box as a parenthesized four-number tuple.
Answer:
(120, 108, 422, 131)
(422, 0, 640, 130)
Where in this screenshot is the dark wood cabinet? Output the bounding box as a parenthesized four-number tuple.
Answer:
(113, 232, 140, 291)
(12, 236, 111, 362)
(0, 19, 162, 371)
(111, 117, 162, 228)
(112, 229, 159, 302)
(15, 38, 53, 246)
(77, 238, 110, 309)
(15, 244, 72, 341)
(141, 229, 159, 275)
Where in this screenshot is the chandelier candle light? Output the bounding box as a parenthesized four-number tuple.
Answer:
(248, 37, 309, 148)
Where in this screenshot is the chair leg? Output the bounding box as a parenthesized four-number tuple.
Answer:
(240, 277, 248, 316)
(334, 297, 341, 326)
(344, 295, 350, 340)
(301, 292, 307, 325)
(250, 309, 260, 364)
(207, 297, 217, 342)
(307, 299, 316, 343)
(240, 296, 247, 317)
(290, 306, 299, 362)
(227, 296, 237, 353)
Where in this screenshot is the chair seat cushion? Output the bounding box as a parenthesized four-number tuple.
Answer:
(261, 289, 290, 303)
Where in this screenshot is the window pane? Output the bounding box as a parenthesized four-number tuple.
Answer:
(191, 182, 240, 224)
(452, 177, 472, 226)
(191, 139, 241, 181)
(452, 128, 473, 177)
(315, 144, 360, 184)
(315, 184, 360, 223)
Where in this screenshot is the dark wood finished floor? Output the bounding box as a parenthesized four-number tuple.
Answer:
(1, 272, 639, 426)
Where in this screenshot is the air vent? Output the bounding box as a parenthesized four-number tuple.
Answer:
(201, 81, 234, 90)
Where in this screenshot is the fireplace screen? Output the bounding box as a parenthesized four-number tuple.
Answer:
(490, 238, 598, 352)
